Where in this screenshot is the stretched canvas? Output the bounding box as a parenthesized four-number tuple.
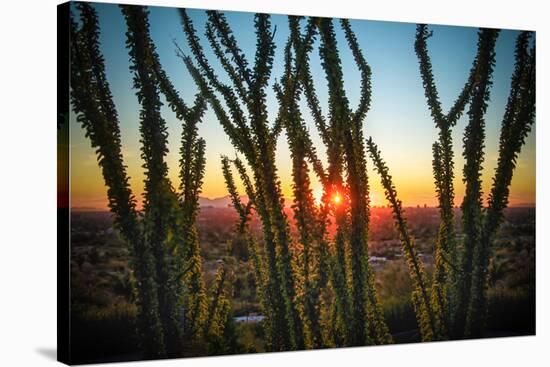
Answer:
(58, 1, 536, 364)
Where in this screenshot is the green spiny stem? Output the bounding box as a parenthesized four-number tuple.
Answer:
(276, 30, 327, 348)
(367, 137, 439, 341)
(121, 7, 176, 353)
(205, 265, 230, 337)
(121, 6, 208, 355)
(455, 28, 499, 338)
(181, 9, 303, 350)
(179, 10, 254, 155)
(71, 3, 165, 356)
(221, 156, 280, 348)
(415, 24, 499, 337)
(205, 265, 235, 355)
(316, 17, 391, 345)
(292, 19, 351, 343)
(466, 32, 535, 338)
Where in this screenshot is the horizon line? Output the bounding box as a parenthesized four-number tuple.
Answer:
(68, 202, 537, 212)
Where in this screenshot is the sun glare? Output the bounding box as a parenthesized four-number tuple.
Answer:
(332, 193, 342, 205)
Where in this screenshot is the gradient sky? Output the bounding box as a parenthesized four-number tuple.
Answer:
(69, 2, 536, 209)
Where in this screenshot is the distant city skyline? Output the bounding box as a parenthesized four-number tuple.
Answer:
(69, 2, 536, 210)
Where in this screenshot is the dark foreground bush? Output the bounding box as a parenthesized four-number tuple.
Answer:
(486, 288, 535, 335)
(384, 287, 535, 344)
(70, 303, 141, 364)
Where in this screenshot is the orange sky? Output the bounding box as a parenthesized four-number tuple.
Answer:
(69, 117, 536, 210)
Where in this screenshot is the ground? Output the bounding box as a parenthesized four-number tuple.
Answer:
(68, 205, 535, 362)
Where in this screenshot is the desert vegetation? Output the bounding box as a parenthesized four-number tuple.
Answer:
(68, 2, 535, 362)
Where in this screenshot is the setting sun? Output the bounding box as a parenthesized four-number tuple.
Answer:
(332, 192, 342, 205)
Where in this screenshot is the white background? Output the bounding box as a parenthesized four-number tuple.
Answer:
(0, 0, 547, 366)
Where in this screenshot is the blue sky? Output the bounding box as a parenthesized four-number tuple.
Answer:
(70, 1, 535, 208)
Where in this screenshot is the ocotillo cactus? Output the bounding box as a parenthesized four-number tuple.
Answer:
(221, 154, 294, 352)
(179, 9, 304, 351)
(70, 3, 165, 356)
(277, 15, 394, 347)
(367, 138, 438, 341)
(317, 18, 373, 346)
(120, 5, 212, 355)
(274, 19, 329, 348)
(415, 25, 499, 338)
(204, 264, 234, 354)
(286, 17, 354, 346)
(71, 3, 230, 357)
(301, 17, 392, 346)
(412, 25, 534, 339)
(220, 156, 275, 341)
(121, 5, 183, 354)
(466, 31, 535, 338)
(456, 27, 500, 339)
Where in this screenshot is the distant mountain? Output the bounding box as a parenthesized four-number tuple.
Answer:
(198, 195, 248, 208)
